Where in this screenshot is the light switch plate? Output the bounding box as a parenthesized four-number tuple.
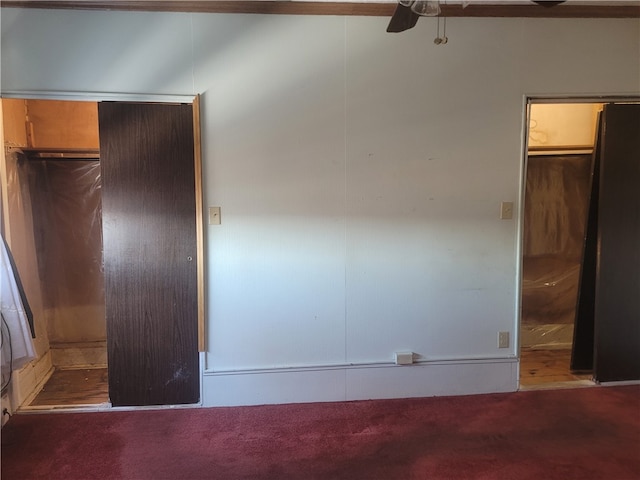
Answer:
(209, 206, 221, 225)
(500, 202, 513, 220)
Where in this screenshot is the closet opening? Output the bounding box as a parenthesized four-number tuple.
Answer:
(2, 99, 108, 408)
(519, 101, 599, 390)
(2, 95, 203, 411)
(519, 98, 640, 389)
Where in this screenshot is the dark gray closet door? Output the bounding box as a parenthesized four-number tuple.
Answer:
(594, 103, 640, 383)
(99, 102, 199, 406)
(571, 113, 602, 373)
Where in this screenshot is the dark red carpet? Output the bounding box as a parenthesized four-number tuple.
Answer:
(2, 386, 639, 480)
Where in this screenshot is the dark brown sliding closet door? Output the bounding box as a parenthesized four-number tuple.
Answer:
(99, 102, 199, 406)
(571, 113, 602, 372)
(594, 103, 640, 383)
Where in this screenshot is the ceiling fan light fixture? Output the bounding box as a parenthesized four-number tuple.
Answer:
(411, 0, 441, 16)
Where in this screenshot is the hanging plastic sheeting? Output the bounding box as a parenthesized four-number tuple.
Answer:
(4, 150, 49, 361)
(521, 258, 582, 325)
(1, 233, 37, 385)
(26, 160, 105, 344)
(521, 154, 592, 349)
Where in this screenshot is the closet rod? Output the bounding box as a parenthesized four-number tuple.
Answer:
(17, 147, 100, 160)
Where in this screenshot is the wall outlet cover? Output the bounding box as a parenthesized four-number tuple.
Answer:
(498, 331, 510, 349)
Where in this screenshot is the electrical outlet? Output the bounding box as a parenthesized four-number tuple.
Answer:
(498, 331, 510, 349)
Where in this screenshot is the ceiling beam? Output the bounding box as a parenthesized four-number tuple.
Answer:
(1, 1, 639, 18)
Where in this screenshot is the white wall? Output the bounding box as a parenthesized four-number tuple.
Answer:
(2, 8, 638, 406)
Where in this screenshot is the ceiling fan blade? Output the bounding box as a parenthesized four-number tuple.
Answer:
(531, 1, 567, 6)
(386, 3, 420, 33)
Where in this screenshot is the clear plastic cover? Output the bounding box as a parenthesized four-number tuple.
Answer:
(4, 150, 49, 357)
(521, 257, 581, 326)
(521, 154, 591, 348)
(25, 159, 106, 344)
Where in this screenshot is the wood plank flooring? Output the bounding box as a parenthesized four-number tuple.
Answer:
(29, 368, 109, 406)
(520, 349, 593, 389)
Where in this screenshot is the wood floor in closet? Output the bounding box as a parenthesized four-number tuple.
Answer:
(520, 349, 593, 389)
(29, 368, 109, 406)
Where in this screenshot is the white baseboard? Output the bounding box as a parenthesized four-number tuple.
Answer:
(202, 358, 518, 407)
